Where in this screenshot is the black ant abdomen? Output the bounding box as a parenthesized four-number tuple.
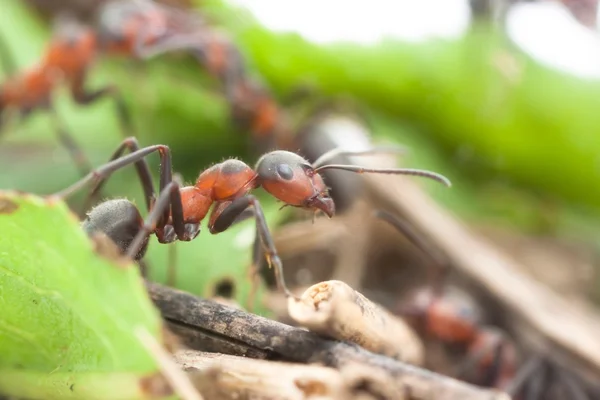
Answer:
(81, 198, 149, 260)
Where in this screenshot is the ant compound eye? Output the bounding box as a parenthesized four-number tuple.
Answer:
(277, 163, 294, 180)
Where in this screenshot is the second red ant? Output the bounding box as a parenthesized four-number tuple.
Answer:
(52, 138, 451, 298)
(374, 210, 518, 389)
(0, 0, 194, 175)
(374, 211, 599, 399)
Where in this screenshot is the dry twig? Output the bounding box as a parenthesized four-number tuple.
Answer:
(287, 280, 424, 365)
(148, 283, 509, 400)
(176, 350, 348, 400)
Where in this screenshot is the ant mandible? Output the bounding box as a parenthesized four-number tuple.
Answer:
(374, 210, 518, 389)
(50, 137, 450, 297)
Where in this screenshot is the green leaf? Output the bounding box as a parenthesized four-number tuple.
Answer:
(0, 191, 169, 400)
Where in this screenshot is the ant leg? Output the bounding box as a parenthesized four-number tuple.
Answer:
(127, 177, 199, 260)
(245, 224, 263, 311)
(312, 146, 408, 168)
(502, 356, 543, 397)
(456, 329, 516, 389)
(209, 195, 295, 298)
(51, 144, 170, 200)
(521, 360, 550, 400)
(126, 180, 178, 260)
(556, 366, 589, 400)
(138, 259, 149, 278)
(166, 173, 184, 287)
(208, 200, 262, 310)
(48, 108, 94, 177)
(82, 137, 156, 213)
(374, 210, 449, 296)
(209, 201, 259, 308)
(133, 32, 206, 59)
(70, 72, 133, 138)
(135, 32, 246, 106)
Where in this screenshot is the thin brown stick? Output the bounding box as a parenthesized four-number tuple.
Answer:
(287, 280, 424, 366)
(147, 283, 509, 400)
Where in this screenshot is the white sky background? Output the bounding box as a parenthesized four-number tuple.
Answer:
(228, 0, 600, 80)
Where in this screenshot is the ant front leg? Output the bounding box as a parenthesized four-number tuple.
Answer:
(70, 71, 134, 138)
(126, 177, 199, 261)
(209, 195, 295, 298)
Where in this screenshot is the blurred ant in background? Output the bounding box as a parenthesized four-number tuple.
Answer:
(0, 15, 133, 176)
(108, 0, 294, 153)
(374, 210, 518, 388)
(0, 0, 295, 173)
(375, 210, 599, 399)
(51, 138, 450, 298)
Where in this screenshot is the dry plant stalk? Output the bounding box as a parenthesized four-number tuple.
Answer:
(176, 350, 348, 400)
(288, 280, 424, 366)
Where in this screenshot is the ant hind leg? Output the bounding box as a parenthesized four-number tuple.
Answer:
(81, 136, 156, 215)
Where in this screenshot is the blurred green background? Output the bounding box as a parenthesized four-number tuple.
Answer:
(1, 0, 600, 308)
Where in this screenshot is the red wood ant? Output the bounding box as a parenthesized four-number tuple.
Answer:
(102, 0, 294, 152)
(374, 210, 518, 389)
(0, 15, 134, 176)
(51, 138, 450, 297)
(375, 211, 600, 399)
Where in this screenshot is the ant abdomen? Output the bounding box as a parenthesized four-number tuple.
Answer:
(81, 198, 149, 260)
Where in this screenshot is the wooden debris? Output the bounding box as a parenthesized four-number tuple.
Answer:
(148, 283, 510, 400)
(288, 280, 424, 365)
(177, 350, 348, 400)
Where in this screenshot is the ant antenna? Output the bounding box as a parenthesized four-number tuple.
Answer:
(315, 164, 452, 187)
(311, 145, 408, 168)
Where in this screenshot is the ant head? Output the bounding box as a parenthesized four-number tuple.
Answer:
(81, 199, 149, 261)
(255, 150, 335, 217)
